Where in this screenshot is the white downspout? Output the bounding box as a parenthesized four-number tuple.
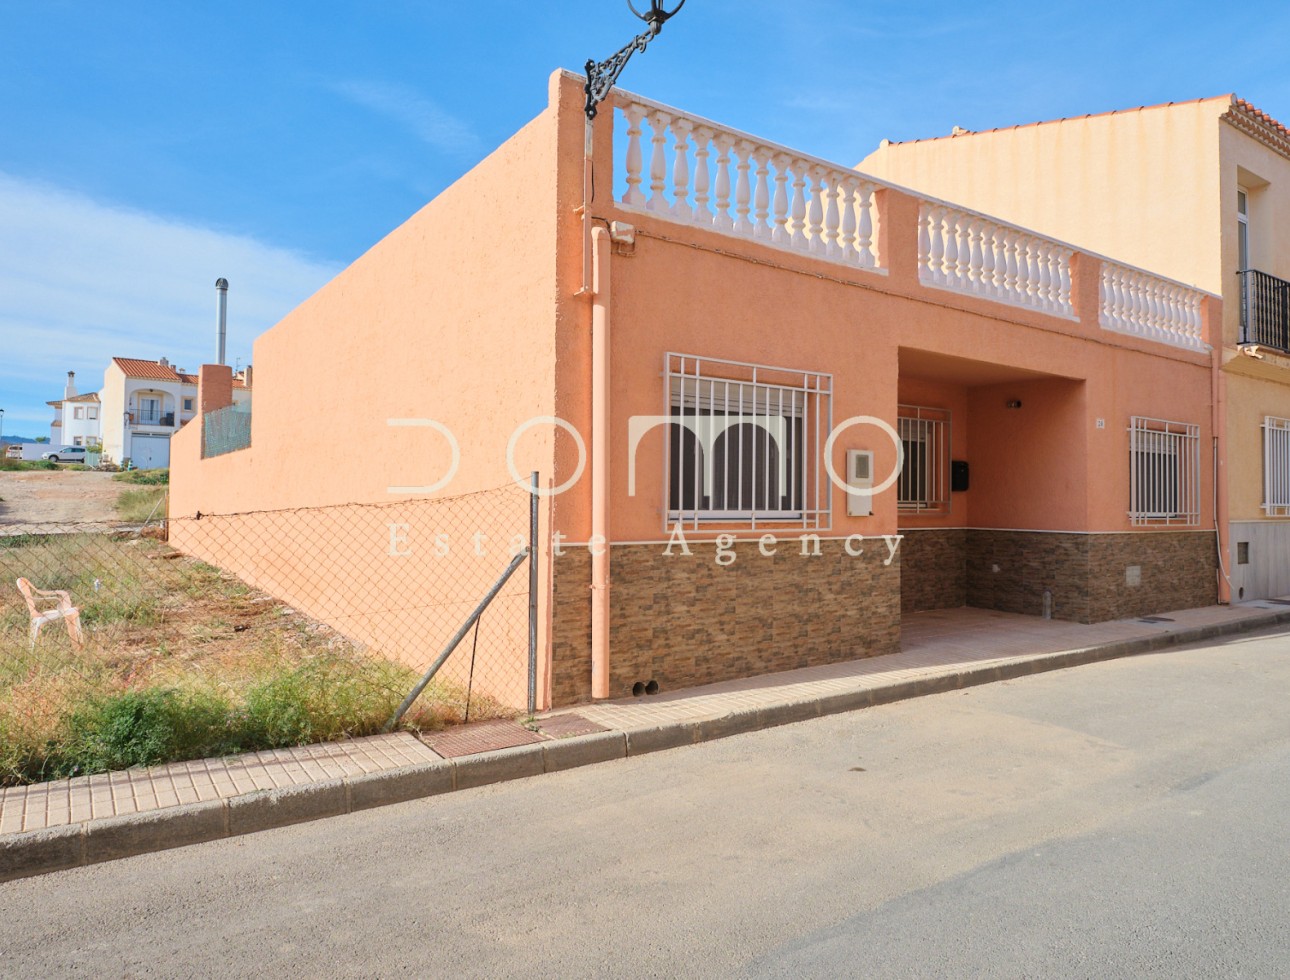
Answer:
(1212, 344, 1232, 603)
(590, 224, 612, 699)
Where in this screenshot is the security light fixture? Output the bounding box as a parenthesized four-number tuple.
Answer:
(584, 0, 687, 120)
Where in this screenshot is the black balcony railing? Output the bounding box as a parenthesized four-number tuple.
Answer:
(131, 411, 175, 427)
(1239, 269, 1290, 353)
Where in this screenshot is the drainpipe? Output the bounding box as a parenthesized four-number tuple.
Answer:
(1212, 344, 1232, 603)
(590, 225, 612, 699)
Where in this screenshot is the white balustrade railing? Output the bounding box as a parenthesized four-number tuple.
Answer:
(918, 203, 1074, 316)
(1099, 263, 1206, 351)
(610, 89, 1208, 352)
(616, 98, 883, 271)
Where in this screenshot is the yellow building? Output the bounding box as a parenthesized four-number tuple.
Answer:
(862, 95, 1290, 602)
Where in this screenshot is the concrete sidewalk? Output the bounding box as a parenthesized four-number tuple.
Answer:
(4, 599, 1290, 883)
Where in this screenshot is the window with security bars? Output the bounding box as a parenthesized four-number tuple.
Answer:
(897, 405, 951, 514)
(666, 353, 831, 530)
(1128, 416, 1200, 526)
(1263, 416, 1290, 516)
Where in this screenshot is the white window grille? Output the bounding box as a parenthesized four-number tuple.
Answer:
(666, 353, 832, 530)
(1129, 416, 1200, 526)
(1263, 416, 1290, 516)
(897, 405, 951, 514)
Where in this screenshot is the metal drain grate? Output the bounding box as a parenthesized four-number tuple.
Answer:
(420, 719, 546, 759)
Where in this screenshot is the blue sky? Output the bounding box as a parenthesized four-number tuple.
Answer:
(2, 0, 1288, 438)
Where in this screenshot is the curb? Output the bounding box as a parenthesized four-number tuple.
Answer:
(3, 609, 1288, 884)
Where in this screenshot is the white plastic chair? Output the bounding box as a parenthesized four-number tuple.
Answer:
(15, 578, 85, 651)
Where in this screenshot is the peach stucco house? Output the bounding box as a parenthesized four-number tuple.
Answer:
(170, 71, 1222, 710)
(863, 95, 1290, 603)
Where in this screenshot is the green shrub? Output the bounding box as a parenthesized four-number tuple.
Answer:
(113, 469, 169, 485)
(116, 487, 167, 522)
(56, 688, 236, 776)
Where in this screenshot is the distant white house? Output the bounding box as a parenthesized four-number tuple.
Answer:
(100, 357, 251, 468)
(46, 371, 102, 448)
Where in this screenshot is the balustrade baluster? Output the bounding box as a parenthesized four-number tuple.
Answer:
(1003, 231, 1018, 300)
(824, 176, 842, 258)
(917, 204, 931, 279)
(979, 224, 997, 297)
(956, 217, 972, 289)
(1058, 252, 1072, 313)
(733, 141, 753, 235)
(692, 127, 713, 225)
(943, 213, 960, 287)
(968, 219, 984, 293)
(623, 104, 647, 208)
(1037, 245, 1053, 311)
(807, 168, 825, 254)
(669, 118, 693, 221)
(840, 179, 859, 263)
(647, 110, 671, 213)
(928, 207, 945, 284)
(713, 134, 734, 231)
(753, 151, 772, 239)
(1025, 239, 1041, 305)
(771, 154, 791, 244)
(790, 162, 808, 250)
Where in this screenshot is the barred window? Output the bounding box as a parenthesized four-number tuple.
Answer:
(666, 353, 831, 530)
(897, 405, 951, 514)
(1263, 416, 1290, 517)
(1129, 416, 1200, 526)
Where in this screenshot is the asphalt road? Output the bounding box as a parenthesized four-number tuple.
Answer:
(3, 626, 1289, 978)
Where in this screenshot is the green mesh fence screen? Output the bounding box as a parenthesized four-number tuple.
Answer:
(201, 405, 251, 458)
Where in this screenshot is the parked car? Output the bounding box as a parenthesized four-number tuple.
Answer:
(4, 444, 22, 460)
(42, 446, 88, 463)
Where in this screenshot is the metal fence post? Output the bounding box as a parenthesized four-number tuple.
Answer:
(528, 470, 539, 715)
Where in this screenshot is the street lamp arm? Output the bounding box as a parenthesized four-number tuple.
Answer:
(584, 0, 686, 120)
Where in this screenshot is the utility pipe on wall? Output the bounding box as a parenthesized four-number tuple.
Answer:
(1212, 344, 1232, 603)
(590, 225, 612, 699)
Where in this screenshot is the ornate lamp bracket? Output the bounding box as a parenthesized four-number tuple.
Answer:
(584, 0, 686, 120)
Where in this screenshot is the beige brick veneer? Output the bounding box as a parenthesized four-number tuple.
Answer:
(967, 529, 1217, 623)
(549, 539, 901, 706)
(899, 528, 967, 612)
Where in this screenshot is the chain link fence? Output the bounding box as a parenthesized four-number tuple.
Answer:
(0, 484, 534, 785)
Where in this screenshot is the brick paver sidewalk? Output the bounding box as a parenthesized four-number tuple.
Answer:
(3, 599, 1288, 841)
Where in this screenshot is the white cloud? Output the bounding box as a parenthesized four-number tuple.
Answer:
(0, 172, 341, 435)
(327, 79, 482, 159)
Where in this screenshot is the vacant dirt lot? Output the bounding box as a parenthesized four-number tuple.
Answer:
(0, 470, 122, 525)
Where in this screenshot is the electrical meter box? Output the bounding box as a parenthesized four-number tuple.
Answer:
(846, 449, 874, 517)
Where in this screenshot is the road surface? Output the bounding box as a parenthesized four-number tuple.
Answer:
(2, 626, 1288, 977)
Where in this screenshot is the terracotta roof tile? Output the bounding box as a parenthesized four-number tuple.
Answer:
(1231, 97, 1290, 140)
(1224, 97, 1290, 160)
(112, 357, 183, 382)
(65, 391, 100, 403)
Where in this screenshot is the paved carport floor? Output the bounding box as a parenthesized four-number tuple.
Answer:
(567, 599, 1290, 730)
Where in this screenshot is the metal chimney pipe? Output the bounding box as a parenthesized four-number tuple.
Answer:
(215, 278, 229, 366)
